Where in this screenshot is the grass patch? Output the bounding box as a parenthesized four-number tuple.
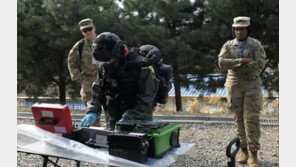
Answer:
(17, 107, 32, 113)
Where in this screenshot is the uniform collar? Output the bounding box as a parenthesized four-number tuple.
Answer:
(85, 38, 93, 45)
(232, 37, 250, 46)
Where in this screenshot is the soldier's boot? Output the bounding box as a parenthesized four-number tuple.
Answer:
(249, 151, 259, 167)
(237, 148, 249, 164)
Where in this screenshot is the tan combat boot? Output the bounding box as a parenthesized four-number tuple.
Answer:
(237, 148, 249, 164)
(249, 151, 259, 167)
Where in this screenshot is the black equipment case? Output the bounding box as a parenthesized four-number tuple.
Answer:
(63, 126, 113, 148)
(107, 131, 150, 163)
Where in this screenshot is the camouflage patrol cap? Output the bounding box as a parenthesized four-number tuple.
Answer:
(232, 16, 250, 27)
(79, 18, 93, 30)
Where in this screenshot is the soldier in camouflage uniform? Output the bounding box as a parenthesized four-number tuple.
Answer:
(67, 18, 109, 126)
(218, 17, 267, 167)
(79, 32, 159, 130)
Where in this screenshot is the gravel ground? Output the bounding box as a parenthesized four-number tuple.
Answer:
(17, 118, 279, 167)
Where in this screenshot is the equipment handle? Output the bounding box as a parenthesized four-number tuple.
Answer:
(38, 117, 58, 125)
(226, 136, 240, 167)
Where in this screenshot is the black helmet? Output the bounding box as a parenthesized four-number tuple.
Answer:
(139, 44, 161, 60)
(92, 32, 124, 62)
(139, 45, 159, 55)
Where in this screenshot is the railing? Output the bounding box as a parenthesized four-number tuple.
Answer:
(17, 97, 86, 110)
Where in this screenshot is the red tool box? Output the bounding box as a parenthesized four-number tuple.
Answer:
(31, 103, 73, 134)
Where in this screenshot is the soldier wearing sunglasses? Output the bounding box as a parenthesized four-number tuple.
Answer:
(67, 18, 109, 127)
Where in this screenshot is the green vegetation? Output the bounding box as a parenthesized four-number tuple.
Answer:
(17, 107, 31, 113)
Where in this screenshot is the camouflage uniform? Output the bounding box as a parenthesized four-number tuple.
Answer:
(68, 38, 97, 106)
(218, 37, 267, 152)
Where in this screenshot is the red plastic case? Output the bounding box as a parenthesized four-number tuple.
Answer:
(31, 103, 73, 134)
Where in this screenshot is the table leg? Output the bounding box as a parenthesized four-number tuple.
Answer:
(42, 155, 49, 167)
(75, 160, 81, 167)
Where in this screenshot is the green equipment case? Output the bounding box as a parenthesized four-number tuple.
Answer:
(115, 120, 180, 158)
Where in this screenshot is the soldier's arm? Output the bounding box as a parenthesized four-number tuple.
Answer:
(67, 42, 82, 82)
(236, 42, 267, 74)
(85, 83, 103, 116)
(218, 42, 243, 70)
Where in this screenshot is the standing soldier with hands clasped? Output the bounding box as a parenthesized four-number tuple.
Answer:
(67, 18, 109, 126)
(218, 16, 267, 167)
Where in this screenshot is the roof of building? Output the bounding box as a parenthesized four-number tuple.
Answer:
(168, 74, 279, 98)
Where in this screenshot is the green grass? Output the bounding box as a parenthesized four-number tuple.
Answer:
(17, 106, 32, 113)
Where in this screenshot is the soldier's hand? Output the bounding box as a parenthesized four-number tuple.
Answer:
(79, 113, 98, 127)
(242, 58, 254, 64)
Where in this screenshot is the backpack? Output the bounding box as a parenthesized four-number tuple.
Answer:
(154, 59, 173, 104)
(78, 38, 85, 60)
(129, 47, 173, 104)
(77, 38, 85, 71)
(136, 46, 173, 105)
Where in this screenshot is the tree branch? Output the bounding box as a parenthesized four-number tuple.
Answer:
(51, 77, 59, 85)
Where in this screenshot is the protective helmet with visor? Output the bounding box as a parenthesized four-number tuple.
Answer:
(92, 32, 124, 62)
